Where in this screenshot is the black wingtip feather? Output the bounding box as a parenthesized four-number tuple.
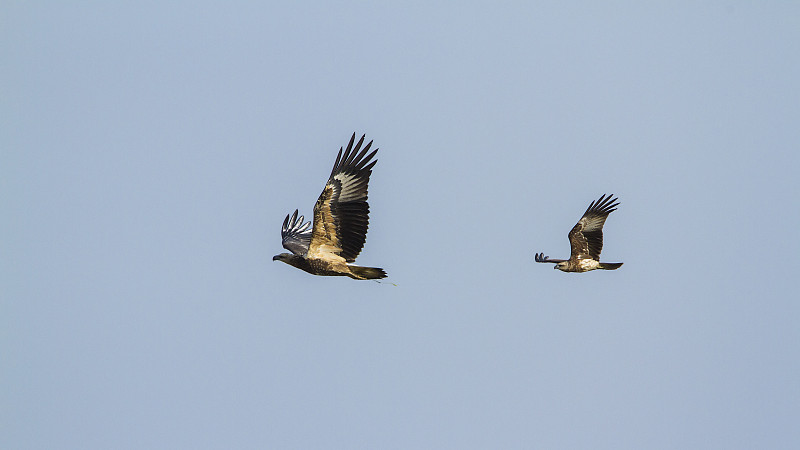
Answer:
(584, 194, 620, 216)
(330, 133, 379, 178)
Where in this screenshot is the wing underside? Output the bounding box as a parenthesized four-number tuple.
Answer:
(569, 194, 619, 261)
(281, 209, 312, 256)
(307, 133, 378, 262)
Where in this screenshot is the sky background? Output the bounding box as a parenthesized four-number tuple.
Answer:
(3, 1, 799, 449)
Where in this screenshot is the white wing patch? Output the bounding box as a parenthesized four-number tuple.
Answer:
(295, 219, 311, 233)
(333, 173, 365, 202)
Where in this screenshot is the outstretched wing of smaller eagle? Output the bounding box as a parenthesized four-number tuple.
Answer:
(306, 133, 378, 263)
(534, 253, 566, 264)
(280, 209, 312, 256)
(568, 193, 619, 261)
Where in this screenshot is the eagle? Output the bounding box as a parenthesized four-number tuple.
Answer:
(534, 194, 623, 272)
(272, 133, 387, 280)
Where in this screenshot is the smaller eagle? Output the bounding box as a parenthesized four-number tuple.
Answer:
(273, 133, 387, 280)
(535, 194, 623, 272)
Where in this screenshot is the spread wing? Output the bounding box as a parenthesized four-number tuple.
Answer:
(568, 194, 619, 261)
(280, 209, 312, 255)
(534, 253, 566, 264)
(306, 133, 378, 263)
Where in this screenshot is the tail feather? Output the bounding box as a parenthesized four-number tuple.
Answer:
(599, 262, 623, 270)
(349, 265, 387, 280)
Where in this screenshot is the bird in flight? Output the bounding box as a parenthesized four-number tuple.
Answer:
(534, 194, 623, 272)
(273, 133, 387, 280)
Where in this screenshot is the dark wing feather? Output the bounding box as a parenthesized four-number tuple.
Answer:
(281, 209, 312, 255)
(307, 133, 378, 263)
(535, 253, 566, 263)
(568, 194, 619, 261)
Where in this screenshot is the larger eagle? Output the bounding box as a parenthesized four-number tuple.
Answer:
(272, 133, 387, 280)
(535, 194, 623, 272)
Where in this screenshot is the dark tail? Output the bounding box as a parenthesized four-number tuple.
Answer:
(598, 262, 623, 270)
(349, 265, 387, 280)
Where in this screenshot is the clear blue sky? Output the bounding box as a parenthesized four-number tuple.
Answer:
(3, 2, 799, 449)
